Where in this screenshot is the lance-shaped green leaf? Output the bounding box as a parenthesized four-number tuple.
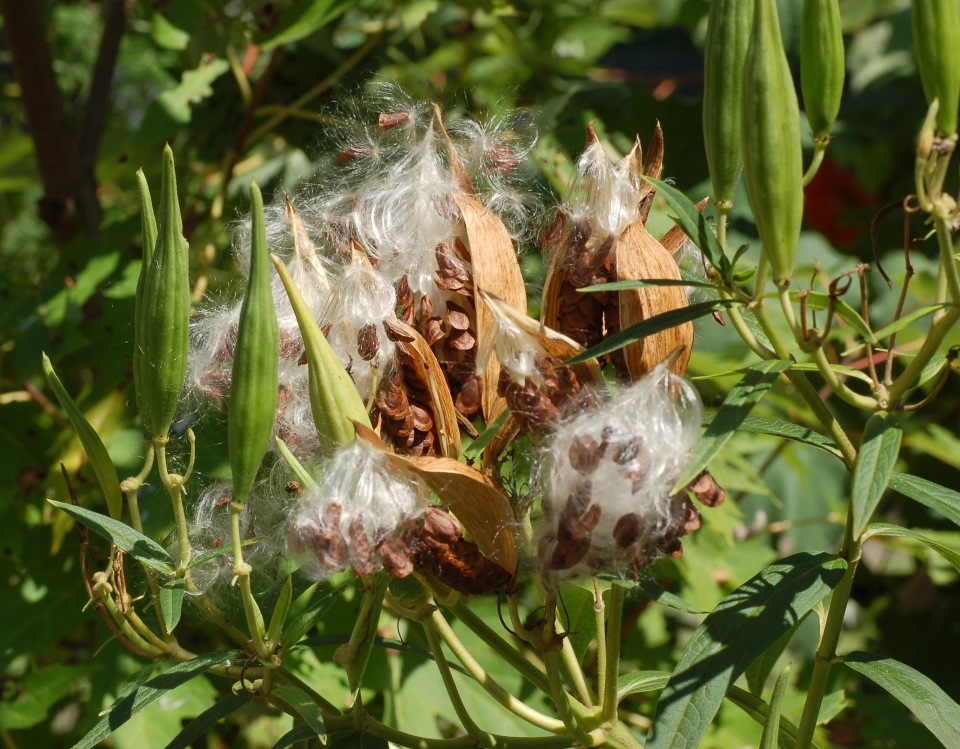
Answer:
(164, 691, 254, 749)
(47, 500, 174, 575)
(618, 671, 672, 700)
(864, 523, 960, 573)
(271, 254, 370, 451)
(578, 278, 722, 293)
(851, 413, 902, 539)
(759, 665, 790, 749)
(888, 472, 960, 528)
(282, 582, 347, 649)
(73, 651, 232, 749)
(160, 578, 185, 633)
(643, 177, 726, 270)
(564, 299, 739, 367)
(675, 359, 792, 491)
(460, 410, 508, 463)
(646, 552, 847, 749)
(229, 182, 280, 508)
(702, 412, 842, 458)
(42, 354, 123, 519)
(139, 145, 190, 439)
(746, 613, 806, 696)
(266, 576, 294, 646)
(844, 651, 960, 747)
(272, 684, 326, 741)
(724, 686, 810, 749)
(597, 573, 705, 614)
(871, 304, 949, 341)
(134, 169, 158, 437)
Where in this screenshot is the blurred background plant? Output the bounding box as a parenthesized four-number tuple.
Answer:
(1, 1, 958, 748)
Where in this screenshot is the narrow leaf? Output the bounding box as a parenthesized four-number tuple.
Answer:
(259, 0, 351, 49)
(725, 685, 812, 749)
(864, 523, 960, 573)
(281, 582, 347, 649)
(675, 360, 792, 491)
(851, 413, 902, 539)
(746, 614, 806, 696)
(872, 303, 949, 340)
(267, 577, 294, 646)
(844, 651, 960, 748)
(461, 410, 508, 462)
(564, 299, 739, 366)
(272, 723, 320, 749)
(42, 354, 123, 519)
(760, 665, 790, 749)
(73, 651, 232, 749)
(888, 472, 960, 529)
(577, 278, 722, 293)
(647, 552, 847, 749)
(47, 500, 174, 574)
(702, 413, 842, 458)
(643, 177, 725, 268)
(272, 685, 327, 741)
(618, 671, 672, 701)
(163, 691, 254, 749)
(159, 578, 185, 633)
(693, 360, 874, 385)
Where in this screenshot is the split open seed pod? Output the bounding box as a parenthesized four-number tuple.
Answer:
(353, 421, 518, 575)
(541, 124, 692, 381)
(431, 104, 528, 425)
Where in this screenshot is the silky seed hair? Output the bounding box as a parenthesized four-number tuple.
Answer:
(563, 136, 643, 238)
(534, 356, 702, 584)
(287, 439, 429, 581)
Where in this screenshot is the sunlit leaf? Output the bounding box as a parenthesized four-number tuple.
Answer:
(643, 177, 725, 269)
(864, 523, 960, 573)
(851, 413, 902, 539)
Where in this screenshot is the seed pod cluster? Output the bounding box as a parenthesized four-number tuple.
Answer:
(541, 124, 693, 380)
(535, 356, 717, 586)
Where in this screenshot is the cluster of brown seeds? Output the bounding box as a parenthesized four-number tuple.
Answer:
(497, 353, 585, 433)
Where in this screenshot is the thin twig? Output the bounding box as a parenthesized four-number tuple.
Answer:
(898, 346, 959, 411)
(858, 265, 880, 388)
(884, 198, 920, 385)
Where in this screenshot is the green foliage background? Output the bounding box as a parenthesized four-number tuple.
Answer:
(1, 1, 958, 747)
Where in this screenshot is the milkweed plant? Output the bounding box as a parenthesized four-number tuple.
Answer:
(41, 0, 960, 744)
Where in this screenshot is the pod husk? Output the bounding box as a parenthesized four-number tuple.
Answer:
(617, 219, 693, 378)
(384, 318, 463, 459)
(354, 421, 518, 573)
(432, 104, 528, 425)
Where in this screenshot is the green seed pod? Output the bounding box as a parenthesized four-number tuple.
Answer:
(703, 0, 754, 211)
(741, 0, 805, 285)
(42, 353, 123, 519)
(139, 145, 190, 439)
(133, 168, 158, 438)
(271, 255, 371, 451)
(912, 0, 960, 135)
(229, 181, 279, 508)
(800, 0, 845, 140)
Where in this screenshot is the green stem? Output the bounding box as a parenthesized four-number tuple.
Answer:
(593, 580, 607, 707)
(99, 592, 164, 657)
(808, 345, 879, 411)
(887, 305, 960, 404)
(600, 584, 624, 722)
(793, 530, 861, 749)
(230, 510, 270, 659)
(430, 608, 567, 733)
(544, 651, 597, 746)
(155, 440, 192, 573)
(716, 209, 728, 251)
(802, 141, 827, 187)
(559, 625, 595, 707)
(936, 216, 960, 305)
(422, 616, 495, 745)
(448, 599, 552, 694)
(360, 716, 590, 749)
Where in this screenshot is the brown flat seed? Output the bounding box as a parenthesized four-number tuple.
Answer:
(423, 317, 444, 345)
(455, 376, 482, 415)
(484, 143, 518, 174)
(379, 111, 410, 131)
(613, 513, 643, 548)
(357, 323, 380, 361)
(547, 529, 592, 570)
(419, 293, 434, 320)
(562, 502, 602, 540)
(568, 433, 603, 474)
(454, 236, 472, 263)
(348, 515, 375, 576)
(541, 210, 567, 248)
(613, 438, 643, 465)
(279, 329, 304, 360)
(378, 537, 414, 578)
(435, 274, 465, 292)
(444, 302, 471, 331)
(422, 506, 462, 544)
(447, 329, 476, 351)
(687, 470, 726, 507)
(681, 501, 702, 534)
(410, 402, 434, 432)
(657, 537, 683, 558)
(336, 145, 369, 162)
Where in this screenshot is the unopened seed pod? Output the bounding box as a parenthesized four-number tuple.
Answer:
(138, 145, 190, 439)
(801, 0, 845, 140)
(741, 0, 804, 285)
(272, 255, 371, 451)
(703, 0, 754, 211)
(229, 182, 279, 509)
(133, 169, 157, 437)
(912, 0, 960, 135)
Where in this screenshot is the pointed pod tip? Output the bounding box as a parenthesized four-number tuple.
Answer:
(585, 121, 599, 147)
